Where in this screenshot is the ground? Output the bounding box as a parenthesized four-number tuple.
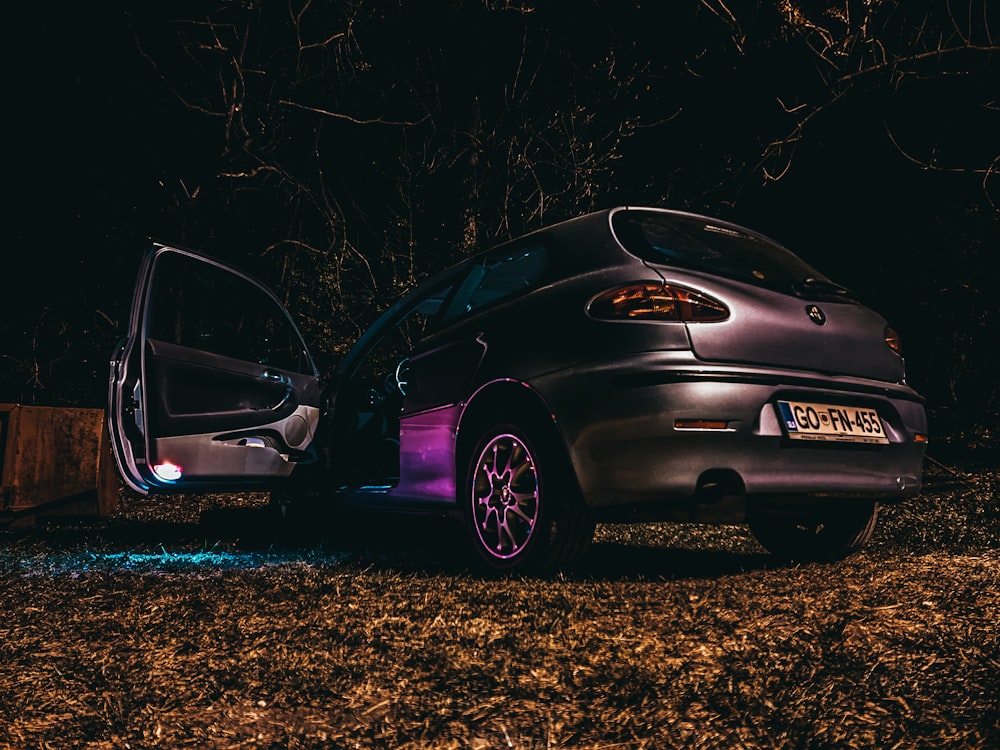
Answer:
(0, 462, 997, 749)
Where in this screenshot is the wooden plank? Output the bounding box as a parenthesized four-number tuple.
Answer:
(0, 404, 119, 517)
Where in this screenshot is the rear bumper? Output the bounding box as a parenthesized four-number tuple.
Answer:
(534, 355, 927, 510)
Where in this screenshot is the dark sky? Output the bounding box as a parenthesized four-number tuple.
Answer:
(11, 7, 143, 282)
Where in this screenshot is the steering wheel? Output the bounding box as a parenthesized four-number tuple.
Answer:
(392, 357, 410, 397)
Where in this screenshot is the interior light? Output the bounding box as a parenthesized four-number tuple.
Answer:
(153, 462, 183, 482)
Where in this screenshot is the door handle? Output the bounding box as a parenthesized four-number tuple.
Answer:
(256, 370, 293, 411)
(261, 370, 291, 386)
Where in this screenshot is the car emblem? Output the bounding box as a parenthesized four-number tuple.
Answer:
(806, 305, 826, 325)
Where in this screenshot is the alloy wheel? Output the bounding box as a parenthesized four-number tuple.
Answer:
(470, 432, 541, 561)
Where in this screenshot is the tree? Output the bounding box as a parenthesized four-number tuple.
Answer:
(3, 1, 996, 446)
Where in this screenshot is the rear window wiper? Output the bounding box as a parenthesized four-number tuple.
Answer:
(794, 277, 857, 300)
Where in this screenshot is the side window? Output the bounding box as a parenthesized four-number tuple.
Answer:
(146, 251, 311, 374)
(442, 245, 548, 323)
(351, 281, 455, 389)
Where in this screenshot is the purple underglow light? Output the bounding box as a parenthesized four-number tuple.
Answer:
(153, 461, 183, 482)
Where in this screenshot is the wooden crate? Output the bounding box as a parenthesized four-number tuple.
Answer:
(0, 403, 119, 521)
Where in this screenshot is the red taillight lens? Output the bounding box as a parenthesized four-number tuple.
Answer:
(589, 283, 729, 322)
(885, 326, 903, 356)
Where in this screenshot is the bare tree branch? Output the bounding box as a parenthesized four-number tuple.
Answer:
(278, 99, 430, 127)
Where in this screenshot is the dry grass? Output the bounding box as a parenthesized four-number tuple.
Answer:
(1, 462, 997, 749)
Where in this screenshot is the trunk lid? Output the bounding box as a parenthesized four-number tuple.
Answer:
(681, 277, 904, 382)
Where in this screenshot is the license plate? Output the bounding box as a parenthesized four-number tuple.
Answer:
(776, 400, 889, 444)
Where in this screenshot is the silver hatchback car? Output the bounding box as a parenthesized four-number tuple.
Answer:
(109, 207, 927, 573)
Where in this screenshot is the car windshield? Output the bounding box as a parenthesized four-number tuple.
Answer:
(612, 210, 857, 302)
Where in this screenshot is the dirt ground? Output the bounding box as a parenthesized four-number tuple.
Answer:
(1, 462, 997, 749)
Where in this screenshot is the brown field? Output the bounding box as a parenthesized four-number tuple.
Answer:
(1, 463, 998, 749)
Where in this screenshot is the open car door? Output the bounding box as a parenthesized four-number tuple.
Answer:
(108, 244, 322, 494)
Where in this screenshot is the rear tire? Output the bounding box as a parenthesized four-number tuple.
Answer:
(747, 499, 879, 562)
(464, 423, 593, 575)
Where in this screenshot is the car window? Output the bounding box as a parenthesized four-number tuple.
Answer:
(348, 279, 456, 389)
(442, 245, 548, 323)
(612, 211, 858, 302)
(146, 250, 313, 374)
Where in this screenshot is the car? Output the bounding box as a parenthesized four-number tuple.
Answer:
(108, 206, 928, 573)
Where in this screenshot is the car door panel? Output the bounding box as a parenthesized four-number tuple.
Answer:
(109, 245, 322, 493)
(146, 404, 319, 483)
(144, 339, 313, 436)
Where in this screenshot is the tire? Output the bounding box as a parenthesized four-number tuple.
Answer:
(747, 499, 880, 563)
(464, 423, 594, 575)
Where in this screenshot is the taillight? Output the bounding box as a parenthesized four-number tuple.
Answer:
(589, 283, 729, 322)
(884, 326, 903, 356)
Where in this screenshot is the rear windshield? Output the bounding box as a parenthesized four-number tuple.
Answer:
(612, 210, 857, 302)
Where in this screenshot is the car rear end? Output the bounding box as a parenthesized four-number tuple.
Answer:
(531, 207, 927, 519)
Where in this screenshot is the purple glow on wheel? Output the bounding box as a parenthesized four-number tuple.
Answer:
(472, 433, 540, 560)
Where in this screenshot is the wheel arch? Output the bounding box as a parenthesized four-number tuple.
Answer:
(457, 378, 594, 573)
(456, 378, 574, 497)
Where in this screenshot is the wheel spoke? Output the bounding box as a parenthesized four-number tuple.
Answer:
(507, 498, 535, 524)
(496, 517, 517, 552)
